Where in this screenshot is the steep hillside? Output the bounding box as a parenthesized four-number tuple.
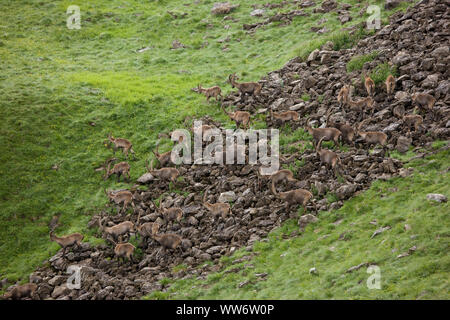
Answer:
(0, 0, 413, 284)
(1, 0, 449, 300)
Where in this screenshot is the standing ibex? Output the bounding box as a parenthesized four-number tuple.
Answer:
(276, 189, 314, 213)
(146, 160, 180, 186)
(104, 159, 131, 182)
(203, 186, 231, 221)
(337, 85, 350, 107)
(316, 137, 342, 177)
(267, 169, 298, 195)
(364, 73, 375, 97)
(402, 108, 424, 133)
(194, 84, 222, 102)
(99, 218, 135, 243)
(1, 283, 37, 300)
(150, 224, 182, 251)
(356, 119, 388, 150)
(270, 109, 300, 124)
(305, 117, 341, 148)
(104, 188, 135, 214)
(347, 96, 375, 120)
(50, 231, 84, 257)
(228, 73, 262, 102)
(385, 75, 396, 96)
(326, 111, 355, 145)
(152, 144, 173, 168)
(412, 92, 436, 120)
(152, 199, 183, 223)
(110, 239, 135, 264)
(221, 105, 251, 129)
(107, 134, 135, 159)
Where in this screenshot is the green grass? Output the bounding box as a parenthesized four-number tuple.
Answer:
(0, 0, 418, 285)
(146, 149, 450, 299)
(347, 51, 379, 72)
(367, 62, 398, 85)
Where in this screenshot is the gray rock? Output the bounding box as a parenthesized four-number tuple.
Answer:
(250, 9, 265, 17)
(426, 194, 447, 203)
(396, 136, 411, 153)
(137, 173, 154, 184)
(219, 191, 237, 203)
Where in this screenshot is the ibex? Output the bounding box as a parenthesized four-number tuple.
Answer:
(136, 213, 160, 241)
(203, 187, 231, 221)
(107, 134, 135, 159)
(337, 85, 350, 107)
(1, 283, 37, 300)
(228, 73, 262, 101)
(385, 75, 396, 96)
(104, 188, 135, 214)
(267, 169, 298, 195)
(276, 188, 314, 213)
(326, 111, 355, 145)
(146, 160, 180, 186)
(104, 160, 131, 182)
(152, 144, 173, 168)
(194, 84, 222, 102)
(110, 240, 135, 264)
(152, 199, 183, 223)
(50, 231, 84, 256)
(412, 92, 436, 119)
(347, 96, 375, 120)
(305, 117, 341, 148)
(99, 218, 135, 243)
(150, 225, 182, 250)
(316, 137, 342, 177)
(364, 73, 375, 97)
(270, 109, 300, 124)
(402, 109, 424, 132)
(221, 105, 251, 129)
(356, 119, 388, 149)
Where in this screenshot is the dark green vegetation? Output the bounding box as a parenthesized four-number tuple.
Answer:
(147, 148, 450, 299)
(0, 0, 419, 288)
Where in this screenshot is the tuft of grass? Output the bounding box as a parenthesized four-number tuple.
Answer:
(347, 51, 379, 72)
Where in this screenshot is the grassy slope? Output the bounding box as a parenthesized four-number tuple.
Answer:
(0, 0, 416, 284)
(148, 148, 450, 300)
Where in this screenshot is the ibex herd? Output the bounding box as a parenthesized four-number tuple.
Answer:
(12, 67, 436, 299)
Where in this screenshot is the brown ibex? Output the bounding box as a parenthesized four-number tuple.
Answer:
(347, 96, 375, 120)
(150, 225, 182, 251)
(337, 85, 350, 107)
(270, 109, 300, 124)
(1, 283, 37, 300)
(107, 134, 135, 159)
(152, 199, 183, 223)
(194, 84, 222, 102)
(316, 137, 342, 177)
(305, 117, 341, 148)
(146, 160, 180, 186)
(110, 240, 135, 264)
(104, 160, 131, 182)
(152, 144, 173, 168)
(50, 231, 84, 256)
(402, 108, 424, 133)
(228, 73, 262, 102)
(356, 119, 388, 150)
(412, 92, 436, 120)
(99, 218, 135, 243)
(364, 73, 375, 97)
(326, 111, 355, 145)
(104, 188, 135, 214)
(385, 75, 396, 96)
(277, 188, 314, 213)
(203, 187, 231, 221)
(221, 105, 251, 129)
(267, 169, 298, 195)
